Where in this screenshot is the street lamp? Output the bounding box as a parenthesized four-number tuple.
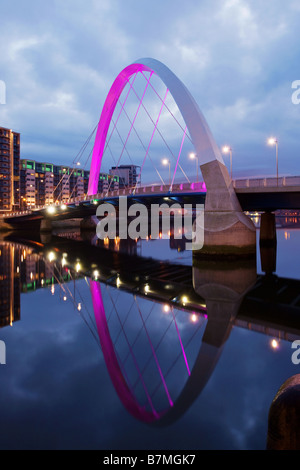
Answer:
(268, 137, 278, 186)
(162, 158, 171, 186)
(222, 145, 232, 179)
(189, 152, 199, 183)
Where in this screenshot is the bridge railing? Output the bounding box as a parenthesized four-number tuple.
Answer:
(233, 176, 300, 189)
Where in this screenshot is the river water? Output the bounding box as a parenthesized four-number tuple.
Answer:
(0, 216, 299, 450)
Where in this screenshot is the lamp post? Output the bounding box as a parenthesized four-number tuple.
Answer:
(162, 158, 171, 186)
(222, 145, 232, 180)
(268, 137, 278, 186)
(189, 152, 199, 183)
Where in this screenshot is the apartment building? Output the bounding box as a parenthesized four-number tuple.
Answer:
(109, 164, 140, 189)
(0, 126, 20, 211)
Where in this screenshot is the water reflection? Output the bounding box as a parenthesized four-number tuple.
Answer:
(1, 224, 300, 433)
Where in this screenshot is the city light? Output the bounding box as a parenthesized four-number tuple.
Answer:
(163, 304, 170, 313)
(75, 262, 81, 273)
(47, 206, 56, 214)
(189, 152, 199, 183)
(93, 270, 99, 279)
(270, 338, 279, 350)
(162, 158, 171, 185)
(222, 145, 233, 179)
(190, 313, 198, 323)
(182, 295, 188, 305)
(268, 137, 279, 186)
(48, 251, 55, 262)
(61, 204, 67, 210)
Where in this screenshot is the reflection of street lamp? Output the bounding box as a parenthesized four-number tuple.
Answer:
(222, 145, 232, 179)
(189, 152, 199, 183)
(162, 158, 171, 185)
(268, 137, 278, 186)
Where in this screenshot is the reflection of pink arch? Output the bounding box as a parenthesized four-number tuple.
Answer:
(90, 280, 224, 426)
(88, 58, 225, 196)
(90, 280, 165, 423)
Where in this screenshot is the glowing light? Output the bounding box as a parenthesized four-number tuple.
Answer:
(61, 204, 67, 210)
(145, 284, 150, 293)
(163, 304, 170, 313)
(189, 152, 196, 159)
(162, 158, 169, 166)
(75, 262, 81, 273)
(268, 137, 277, 146)
(63, 296, 67, 302)
(47, 206, 56, 214)
(190, 313, 198, 323)
(77, 303, 82, 311)
(93, 270, 99, 279)
(222, 145, 231, 153)
(271, 338, 279, 350)
(116, 276, 121, 288)
(48, 251, 55, 262)
(182, 295, 188, 305)
(51, 284, 55, 295)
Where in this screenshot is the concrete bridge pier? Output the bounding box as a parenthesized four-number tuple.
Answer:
(40, 218, 53, 232)
(196, 160, 257, 258)
(192, 255, 257, 347)
(259, 212, 277, 274)
(80, 215, 99, 231)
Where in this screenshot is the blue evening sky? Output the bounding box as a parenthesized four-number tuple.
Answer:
(0, 0, 300, 181)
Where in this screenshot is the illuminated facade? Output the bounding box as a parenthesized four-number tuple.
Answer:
(0, 127, 20, 211)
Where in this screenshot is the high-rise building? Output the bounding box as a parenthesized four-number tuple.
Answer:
(20, 159, 36, 208)
(35, 162, 54, 206)
(109, 164, 140, 189)
(0, 127, 20, 211)
(0, 242, 21, 328)
(19, 157, 120, 208)
(20, 160, 55, 208)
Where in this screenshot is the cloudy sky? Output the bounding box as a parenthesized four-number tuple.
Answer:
(1, 0, 300, 180)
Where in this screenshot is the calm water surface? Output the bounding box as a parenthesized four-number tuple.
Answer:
(0, 218, 300, 450)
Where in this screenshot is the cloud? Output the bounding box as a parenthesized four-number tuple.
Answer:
(0, 0, 300, 175)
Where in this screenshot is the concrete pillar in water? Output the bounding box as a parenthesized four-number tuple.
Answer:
(40, 218, 53, 232)
(192, 255, 257, 348)
(267, 375, 300, 450)
(80, 215, 99, 231)
(196, 160, 257, 258)
(259, 212, 277, 274)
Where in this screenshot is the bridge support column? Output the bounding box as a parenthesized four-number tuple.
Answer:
(193, 255, 257, 347)
(196, 160, 257, 258)
(40, 219, 53, 232)
(80, 215, 99, 231)
(259, 212, 277, 274)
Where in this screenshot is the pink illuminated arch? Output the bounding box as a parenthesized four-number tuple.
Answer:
(90, 279, 224, 426)
(88, 58, 225, 196)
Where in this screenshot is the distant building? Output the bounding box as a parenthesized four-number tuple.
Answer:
(19, 158, 119, 208)
(20, 159, 37, 208)
(0, 126, 20, 211)
(0, 242, 21, 328)
(109, 164, 140, 189)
